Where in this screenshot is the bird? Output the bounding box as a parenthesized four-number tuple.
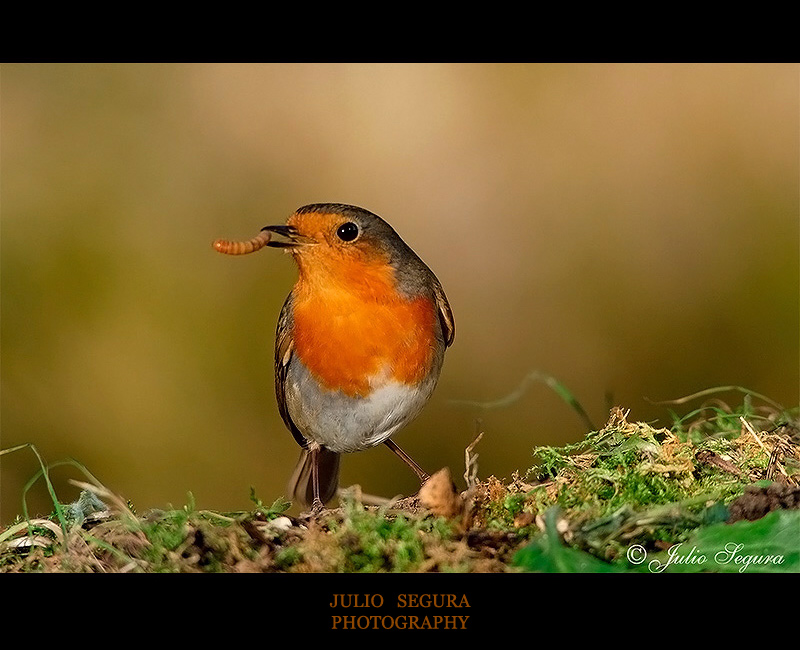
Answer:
(222, 203, 455, 512)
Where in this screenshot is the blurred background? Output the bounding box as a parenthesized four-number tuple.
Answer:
(2, 63, 797, 525)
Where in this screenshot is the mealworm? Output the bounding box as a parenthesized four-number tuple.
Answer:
(212, 229, 271, 255)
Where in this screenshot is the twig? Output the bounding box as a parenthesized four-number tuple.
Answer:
(464, 432, 484, 489)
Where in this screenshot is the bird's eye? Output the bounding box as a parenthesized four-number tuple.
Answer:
(336, 222, 359, 242)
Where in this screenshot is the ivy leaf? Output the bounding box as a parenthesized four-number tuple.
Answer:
(513, 508, 625, 573)
(645, 509, 799, 573)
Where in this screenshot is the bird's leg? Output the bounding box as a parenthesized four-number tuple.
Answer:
(384, 439, 430, 485)
(309, 447, 325, 513)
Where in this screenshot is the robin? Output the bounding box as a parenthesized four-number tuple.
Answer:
(216, 203, 455, 511)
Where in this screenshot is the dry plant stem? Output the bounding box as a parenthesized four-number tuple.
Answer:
(464, 431, 484, 489)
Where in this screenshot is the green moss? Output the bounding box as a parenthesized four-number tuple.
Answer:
(512, 395, 799, 568)
(320, 499, 455, 573)
(274, 545, 302, 569)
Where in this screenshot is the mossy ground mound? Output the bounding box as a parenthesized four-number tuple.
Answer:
(2, 390, 798, 573)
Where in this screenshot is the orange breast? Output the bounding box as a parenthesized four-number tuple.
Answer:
(291, 259, 436, 397)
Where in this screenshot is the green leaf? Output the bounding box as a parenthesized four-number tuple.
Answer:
(513, 508, 626, 573)
(643, 509, 800, 573)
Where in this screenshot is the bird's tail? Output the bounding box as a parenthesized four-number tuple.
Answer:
(287, 447, 341, 507)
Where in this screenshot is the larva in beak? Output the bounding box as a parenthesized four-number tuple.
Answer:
(212, 229, 272, 255)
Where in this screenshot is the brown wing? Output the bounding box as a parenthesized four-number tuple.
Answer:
(432, 278, 455, 348)
(274, 293, 310, 449)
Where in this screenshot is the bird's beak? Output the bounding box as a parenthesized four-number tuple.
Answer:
(261, 225, 317, 249)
